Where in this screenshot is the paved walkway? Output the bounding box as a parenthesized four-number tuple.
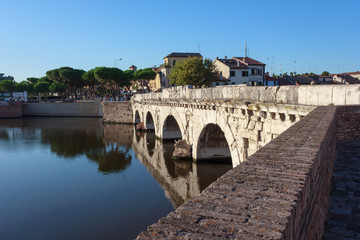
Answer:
(323, 140, 360, 239)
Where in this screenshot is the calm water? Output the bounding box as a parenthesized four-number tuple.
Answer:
(0, 118, 231, 240)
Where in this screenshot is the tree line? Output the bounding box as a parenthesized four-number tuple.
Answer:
(0, 66, 156, 99)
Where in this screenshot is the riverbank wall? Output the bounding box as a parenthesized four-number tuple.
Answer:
(0, 104, 23, 118)
(22, 100, 103, 117)
(102, 101, 133, 123)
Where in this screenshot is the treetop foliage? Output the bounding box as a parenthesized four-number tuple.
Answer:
(321, 71, 330, 76)
(169, 57, 218, 87)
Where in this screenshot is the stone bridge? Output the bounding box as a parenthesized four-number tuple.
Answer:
(130, 85, 360, 239)
(131, 85, 359, 167)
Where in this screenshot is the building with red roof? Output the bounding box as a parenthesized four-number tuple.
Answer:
(213, 57, 265, 86)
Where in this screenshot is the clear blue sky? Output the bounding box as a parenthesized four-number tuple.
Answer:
(1, 0, 359, 81)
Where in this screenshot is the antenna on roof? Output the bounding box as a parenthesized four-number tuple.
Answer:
(197, 43, 201, 53)
(294, 60, 296, 75)
(270, 56, 275, 76)
(245, 40, 248, 57)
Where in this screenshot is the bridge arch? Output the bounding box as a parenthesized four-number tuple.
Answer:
(195, 123, 231, 162)
(161, 115, 183, 140)
(145, 111, 155, 131)
(192, 117, 240, 167)
(134, 110, 141, 125)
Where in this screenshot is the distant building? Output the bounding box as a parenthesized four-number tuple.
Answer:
(332, 71, 360, 84)
(333, 74, 360, 84)
(129, 65, 137, 72)
(150, 52, 203, 90)
(318, 75, 333, 83)
(264, 73, 278, 86)
(277, 76, 315, 86)
(212, 57, 265, 86)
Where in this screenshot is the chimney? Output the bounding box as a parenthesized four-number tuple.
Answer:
(225, 56, 228, 59)
(237, 61, 240, 67)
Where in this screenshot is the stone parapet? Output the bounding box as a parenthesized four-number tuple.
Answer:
(132, 85, 360, 106)
(137, 106, 338, 239)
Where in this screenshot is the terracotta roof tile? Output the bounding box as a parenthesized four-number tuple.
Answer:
(232, 57, 265, 66)
(216, 59, 248, 69)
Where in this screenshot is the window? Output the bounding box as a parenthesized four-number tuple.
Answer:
(232, 82, 235, 85)
(258, 69, 263, 75)
(230, 71, 235, 77)
(225, 83, 228, 85)
(162, 81, 165, 86)
(242, 71, 248, 77)
(173, 60, 176, 66)
(251, 69, 256, 75)
(220, 71, 222, 80)
(216, 83, 219, 86)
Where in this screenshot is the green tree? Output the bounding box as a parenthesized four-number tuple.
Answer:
(0, 80, 16, 97)
(34, 82, 50, 97)
(26, 77, 39, 84)
(321, 71, 330, 76)
(38, 76, 53, 84)
(82, 68, 101, 98)
(49, 82, 67, 98)
(169, 57, 217, 87)
(59, 68, 85, 99)
(16, 81, 34, 93)
(95, 86, 106, 97)
(133, 68, 156, 92)
(46, 67, 73, 84)
(94, 67, 129, 98)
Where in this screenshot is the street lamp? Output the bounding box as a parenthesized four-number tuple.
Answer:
(115, 58, 122, 68)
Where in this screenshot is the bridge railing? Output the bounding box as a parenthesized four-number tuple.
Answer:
(132, 85, 360, 106)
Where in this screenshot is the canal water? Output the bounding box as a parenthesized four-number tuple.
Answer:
(0, 118, 232, 240)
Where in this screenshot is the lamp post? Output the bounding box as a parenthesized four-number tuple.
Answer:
(115, 58, 122, 68)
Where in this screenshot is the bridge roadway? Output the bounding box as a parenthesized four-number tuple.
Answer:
(131, 85, 360, 239)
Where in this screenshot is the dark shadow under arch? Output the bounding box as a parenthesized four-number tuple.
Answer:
(162, 115, 182, 140)
(146, 112, 155, 131)
(134, 110, 140, 125)
(196, 123, 231, 163)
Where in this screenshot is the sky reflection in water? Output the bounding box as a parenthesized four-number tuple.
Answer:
(0, 118, 231, 240)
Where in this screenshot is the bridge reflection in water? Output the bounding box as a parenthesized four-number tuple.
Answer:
(103, 124, 232, 208)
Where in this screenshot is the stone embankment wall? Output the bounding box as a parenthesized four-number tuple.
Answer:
(102, 101, 133, 123)
(0, 104, 23, 118)
(137, 105, 360, 239)
(23, 101, 103, 117)
(133, 84, 360, 106)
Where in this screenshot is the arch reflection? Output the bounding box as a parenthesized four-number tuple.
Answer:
(131, 131, 232, 208)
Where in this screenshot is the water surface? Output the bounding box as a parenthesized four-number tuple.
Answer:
(0, 118, 231, 239)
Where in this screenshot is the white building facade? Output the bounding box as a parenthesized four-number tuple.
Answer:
(212, 57, 265, 87)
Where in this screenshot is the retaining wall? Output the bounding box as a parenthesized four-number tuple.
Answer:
(137, 105, 357, 239)
(0, 104, 23, 118)
(102, 101, 133, 123)
(23, 101, 103, 117)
